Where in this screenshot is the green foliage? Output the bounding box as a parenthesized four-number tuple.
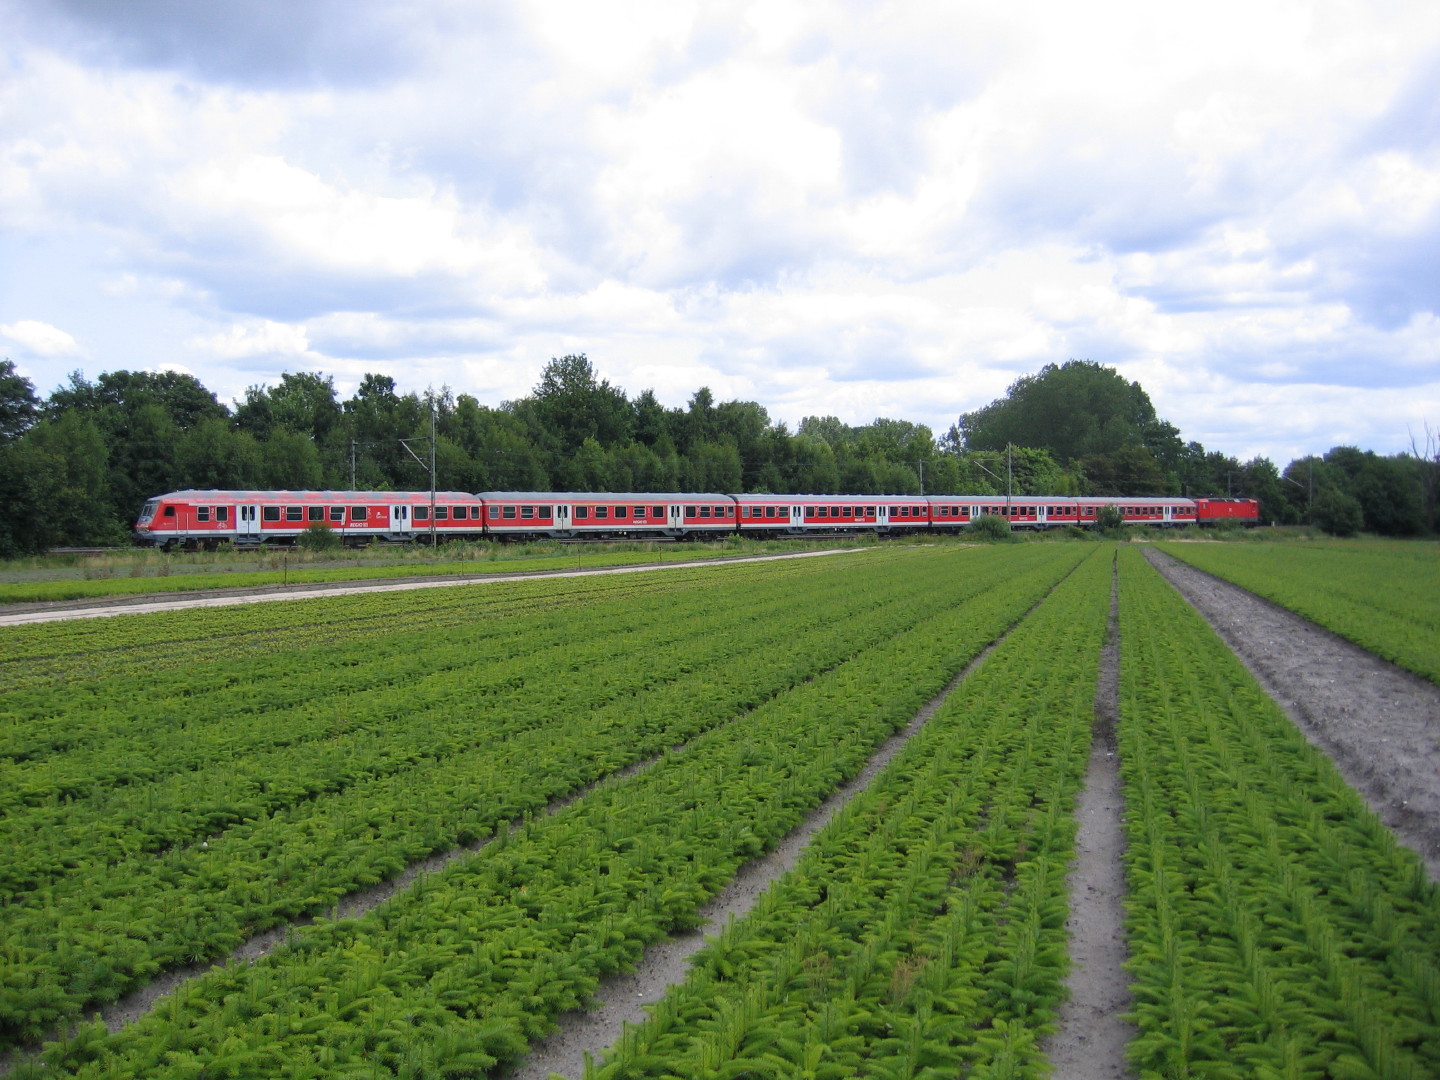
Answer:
(1158, 539, 1440, 685)
(8, 546, 1088, 1073)
(0, 357, 1410, 548)
(958, 360, 1163, 463)
(295, 521, 342, 552)
(1094, 505, 1125, 536)
(0, 359, 40, 441)
(592, 548, 1110, 1079)
(1311, 487, 1365, 536)
(969, 513, 1013, 541)
(1116, 548, 1440, 1078)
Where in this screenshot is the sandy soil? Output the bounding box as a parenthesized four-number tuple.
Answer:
(1043, 566, 1135, 1080)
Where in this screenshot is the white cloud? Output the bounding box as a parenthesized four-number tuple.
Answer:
(188, 319, 319, 361)
(1, 0, 1438, 470)
(1, 319, 81, 356)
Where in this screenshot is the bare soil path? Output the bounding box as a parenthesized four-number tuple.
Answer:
(1144, 545, 1440, 881)
(1043, 561, 1135, 1080)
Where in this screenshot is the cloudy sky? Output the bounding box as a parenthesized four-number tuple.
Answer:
(2, 0, 1437, 465)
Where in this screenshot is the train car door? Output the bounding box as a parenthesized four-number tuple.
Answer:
(789, 504, 805, 529)
(237, 504, 260, 540)
(669, 503, 684, 531)
(554, 503, 570, 533)
(389, 504, 412, 537)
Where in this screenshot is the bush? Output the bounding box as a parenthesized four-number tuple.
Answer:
(969, 514, 1013, 542)
(1094, 506, 1125, 531)
(297, 522, 342, 552)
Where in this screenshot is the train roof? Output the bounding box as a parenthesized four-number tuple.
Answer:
(475, 491, 733, 501)
(735, 492, 927, 502)
(153, 490, 480, 501)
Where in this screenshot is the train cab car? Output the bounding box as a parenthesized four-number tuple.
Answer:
(133, 490, 484, 548)
(478, 493, 736, 540)
(1193, 498, 1260, 525)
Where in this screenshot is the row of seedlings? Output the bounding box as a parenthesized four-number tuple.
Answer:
(587, 545, 1113, 1078)
(0, 547, 1085, 1051)
(20, 547, 1090, 1077)
(1117, 546, 1440, 1078)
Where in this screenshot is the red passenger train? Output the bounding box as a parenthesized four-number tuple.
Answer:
(134, 489, 1260, 548)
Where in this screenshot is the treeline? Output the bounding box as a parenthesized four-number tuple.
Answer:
(0, 355, 1434, 554)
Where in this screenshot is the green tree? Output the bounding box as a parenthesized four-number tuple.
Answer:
(9, 412, 120, 549)
(1311, 488, 1364, 537)
(958, 360, 1164, 463)
(519, 354, 632, 457)
(176, 417, 262, 489)
(0, 359, 40, 441)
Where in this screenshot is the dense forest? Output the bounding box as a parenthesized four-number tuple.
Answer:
(0, 355, 1434, 554)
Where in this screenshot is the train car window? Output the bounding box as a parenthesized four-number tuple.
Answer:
(520, 506, 534, 519)
(815, 507, 826, 518)
(328, 507, 343, 522)
(217, 506, 229, 522)
(633, 506, 646, 518)
(501, 505, 516, 519)
(307, 506, 323, 522)
(765, 506, 777, 518)
(714, 505, 727, 517)
(197, 506, 210, 522)
(163, 505, 177, 518)
(415, 507, 430, 521)
(263, 506, 279, 521)
(540, 506, 553, 520)
(615, 506, 628, 519)
(433, 507, 447, 521)
(698, 506, 710, 518)
(595, 506, 609, 519)
(286, 507, 303, 521)
(349, 506, 364, 520)
(575, 506, 590, 520)
(686, 505, 697, 516)
(866, 507, 876, 518)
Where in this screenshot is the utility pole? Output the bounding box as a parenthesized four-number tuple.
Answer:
(350, 440, 357, 491)
(399, 398, 439, 545)
(429, 400, 437, 546)
(1006, 444, 1014, 516)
